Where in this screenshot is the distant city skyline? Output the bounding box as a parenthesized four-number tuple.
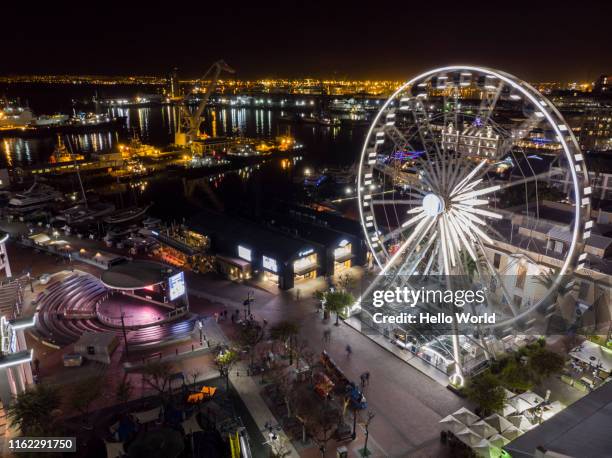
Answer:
(2, 2, 611, 82)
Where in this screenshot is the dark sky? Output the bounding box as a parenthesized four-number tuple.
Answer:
(3, 1, 611, 82)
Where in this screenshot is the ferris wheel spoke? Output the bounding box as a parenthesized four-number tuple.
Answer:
(497, 169, 563, 192)
(446, 212, 478, 261)
(396, 223, 439, 277)
(371, 199, 423, 206)
(450, 159, 489, 197)
(404, 231, 439, 276)
(381, 215, 436, 275)
(422, 241, 440, 276)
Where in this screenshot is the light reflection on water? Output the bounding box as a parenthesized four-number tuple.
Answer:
(1, 105, 366, 169)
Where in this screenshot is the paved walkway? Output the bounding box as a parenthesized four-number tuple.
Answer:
(344, 316, 451, 387)
(200, 282, 469, 457)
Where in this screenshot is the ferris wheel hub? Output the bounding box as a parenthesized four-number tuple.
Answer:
(422, 193, 445, 217)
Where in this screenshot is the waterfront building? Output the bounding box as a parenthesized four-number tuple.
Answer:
(187, 208, 366, 289)
(0, 235, 34, 410)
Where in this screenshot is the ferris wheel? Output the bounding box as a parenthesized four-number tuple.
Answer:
(356, 66, 592, 380)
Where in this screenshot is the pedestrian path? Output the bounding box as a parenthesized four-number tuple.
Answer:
(201, 319, 301, 457)
(345, 316, 451, 387)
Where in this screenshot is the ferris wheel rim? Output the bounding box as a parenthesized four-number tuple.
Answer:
(357, 65, 590, 329)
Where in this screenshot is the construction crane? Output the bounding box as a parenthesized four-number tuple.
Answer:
(175, 60, 235, 146)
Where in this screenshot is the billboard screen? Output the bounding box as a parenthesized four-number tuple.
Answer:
(168, 272, 186, 301)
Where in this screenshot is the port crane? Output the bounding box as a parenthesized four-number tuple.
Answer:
(175, 60, 234, 146)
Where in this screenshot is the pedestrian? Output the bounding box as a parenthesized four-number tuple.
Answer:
(231, 313, 235, 323)
(360, 373, 366, 389)
(365, 371, 370, 385)
(214, 312, 219, 323)
(263, 319, 268, 327)
(345, 344, 352, 357)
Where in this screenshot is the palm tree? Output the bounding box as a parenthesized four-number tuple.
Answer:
(534, 267, 573, 313)
(7, 384, 62, 435)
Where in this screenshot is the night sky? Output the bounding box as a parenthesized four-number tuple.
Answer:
(3, 1, 611, 81)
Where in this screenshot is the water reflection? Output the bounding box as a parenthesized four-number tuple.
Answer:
(1, 105, 367, 168)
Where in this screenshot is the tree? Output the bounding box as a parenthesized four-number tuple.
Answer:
(70, 376, 104, 427)
(7, 384, 62, 435)
(465, 372, 506, 416)
(533, 267, 574, 313)
(141, 360, 174, 398)
(269, 320, 300, 365)
(500, 359, 534, 392)
(237, 320, 265, 370)
(116, 378, 134, 407)
(187, 369, 201, 388)
(337, 273, 356, 293)
(324, 290, 354, 326)
(215, 348, 239, 391)
(527, 347, 565, 382)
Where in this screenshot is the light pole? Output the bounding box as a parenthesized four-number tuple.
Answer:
(243, 290, 254, 321)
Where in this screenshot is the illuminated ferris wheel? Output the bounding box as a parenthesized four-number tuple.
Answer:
(356, 66, 592, 374)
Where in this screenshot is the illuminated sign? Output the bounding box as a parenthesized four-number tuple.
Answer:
(1, 317, 17, 354)
(298, 248, 314, 257)
(168, 272, 186, 301)
(338, 239, 350, 247)
(238, 245, 252, 262)
(262, 256, 278, 273)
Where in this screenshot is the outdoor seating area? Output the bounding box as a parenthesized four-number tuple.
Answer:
(33, 273, 198, 349)
(440, 391, 565, 457)
(561, 339, 612, 392)
(101, 377, 237, 458)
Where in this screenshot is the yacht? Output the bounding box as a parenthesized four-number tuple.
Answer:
(7, 183, 64, 214)
(55, 201, 116, 224)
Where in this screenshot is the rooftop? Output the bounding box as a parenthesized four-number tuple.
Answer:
(100, 260, 174, 290)
(504, 380, 612, 458)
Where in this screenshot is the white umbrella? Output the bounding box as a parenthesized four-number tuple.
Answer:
(105, 441, 124, 458)
(488, 433, 509, 448)
(503, 388, 517, 400)
(439, 414, 467, 433)
(518, 391, 544, 406)
(484, 413, 514, 433)
(507, 414, 536, 431)
(456, 427, 483, 447)
(132, 406, 161, 424)
(453, 407, 480, 426)
(471, 420, 498, 439)
(502, 425, 523, 441)
(509, 397, 533, 414)
(497, 402, 517, 417)
(472, 438, 493, 457)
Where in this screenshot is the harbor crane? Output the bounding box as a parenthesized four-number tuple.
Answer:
(175, 60, 235, 146)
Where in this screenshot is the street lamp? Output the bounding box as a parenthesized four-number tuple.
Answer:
(243, 290, 255, 321)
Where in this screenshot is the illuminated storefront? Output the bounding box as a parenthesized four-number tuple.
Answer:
(293, 249, 318, 281)
(262, 255, 279, 284)
(333, 239, 353, 274)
